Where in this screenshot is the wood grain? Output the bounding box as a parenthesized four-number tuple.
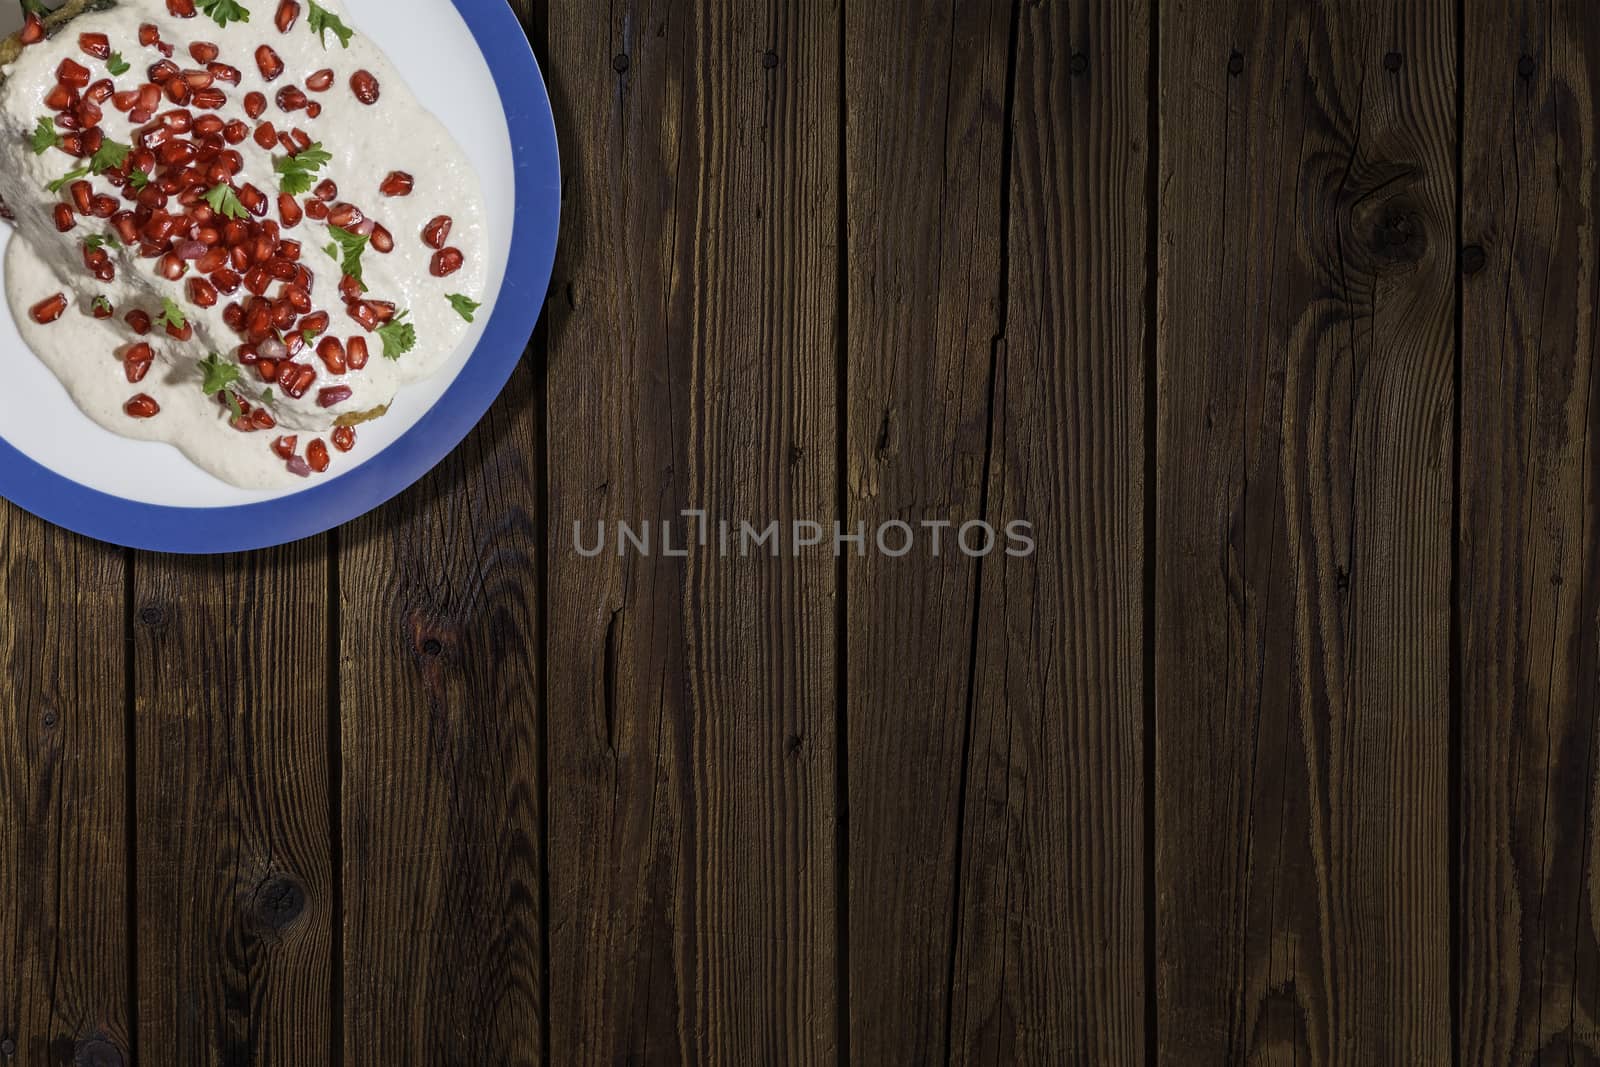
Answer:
(950, 1, 1149, 1061)
(338, 363, 543, 1064)
(543, 0, 840, 1061)
(132, 547, 333, 1065)
(1459, 2, 1600, 1060)
(0, 513, 128, 1065)
(1156, 0, 1456, 1061)
(840, 0, 1011, 1060)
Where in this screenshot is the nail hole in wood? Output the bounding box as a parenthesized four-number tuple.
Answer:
(612, 53, 629, 73)
(1461, 244, 1487, 275)
(1227, 51, 1244, 76)
(1070, 53, 1088, 76)
(423, 638, 443, 657)
(0, 1037, 13, 1058)
(1384, 52, 1404, 72)
(1518, 55, 1537, 79)
(762, 50, 779, 69)
(42, 708, 57, 728)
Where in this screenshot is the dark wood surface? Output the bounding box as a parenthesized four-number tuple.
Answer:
(1, 0, 1598, 1064)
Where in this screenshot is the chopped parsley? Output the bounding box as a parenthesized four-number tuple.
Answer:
(273, 143, 332, 196)
(105, 52, 131, 77)
(326, 225, 370, 288)
(204, 183, 248, 220)
(446, 294, 481, 323)
(127, 169, 151, 191)
(260, 388, 275, 405)
(156, 299, 187, 332)
(307, 2, 354, 48)
(83, 233, 120, 251)
(376, 311, 416, 359)
(89, 138, 130, 175)
(197, 0, 251, 27)
(199, 353, 244, 420)
(92, 295, 113, 314)
(30, 117, 62, 155)
(46, 166, 91, 193)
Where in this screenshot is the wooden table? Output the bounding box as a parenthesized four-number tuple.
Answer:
(1, 0, 1595, 1062)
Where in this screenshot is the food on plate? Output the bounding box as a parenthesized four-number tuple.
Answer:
(0, 0, 486, 488)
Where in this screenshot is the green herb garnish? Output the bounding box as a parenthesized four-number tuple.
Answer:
(199, 353, 244, 419)
(127, 169, 151, 191)
(84, 233, 120, 251)
(196, 0, 250, 27)
(273, 143, 332, 196)
(376, 311, 416, 359)
(105, 52, 130, 76)
(445, 294, 481, 323)
(30, 117, 62, 155)
(307, 1, 354, 47)
(204, 183, 248, 220)
(326, 225, 369, 289)
(46, 166, 90, 193)
(92, 295, 112, 314)
(89, 138, 130, 175)
(156, 299, 187, 331)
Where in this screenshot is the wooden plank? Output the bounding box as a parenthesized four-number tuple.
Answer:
(132, 547, 333, 1064)
(543, 0, 840, 1060)
(949, 1, 1150, 1062)
(1458, 2, 1600, 1060)
(1155, 0, 1456, 1061)
(839, 0, 1011, 1061)
(0, 514, 128, 1064)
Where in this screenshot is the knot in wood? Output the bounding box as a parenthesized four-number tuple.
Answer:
(0, 1036, 13, 1058)
(73, 1039, 123, 1067)
(762, 50, 779, 70)
(612, 53, 629, 74)
(1070, 53, 1088, 76)
(138, 605, 165, 627)
(1384, 52, 1404, 72)
(1227, 51, 1244, 76)
(1518, 55, 1537, 79)
(252, 876, 306, 931)
(1461, 244, 1487, 275)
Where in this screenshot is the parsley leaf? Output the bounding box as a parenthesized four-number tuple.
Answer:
(89, 138, 130, 175)
(105, 52, 131, 77)
(199, 353, 244, 419)
(273, 143, 332, 196)
(204, 183, 249, 220)
(30, 117, 62, 156)
(260, 388, 275, 405)
(307, 2, 354, 48)
(92, 295, 113, 314)
(196, 0, 251, 27)
(376, 311, 416, 359)
(127, 169, 151, 191)
(445, 294, 481, 323)
(46, 166, 90, 193)
(84, 233, 120, 251)
(327, 226, 369, 289)
(156, 299, 187, 331)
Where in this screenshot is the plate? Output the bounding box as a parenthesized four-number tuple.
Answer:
(0, 0, 559, 552)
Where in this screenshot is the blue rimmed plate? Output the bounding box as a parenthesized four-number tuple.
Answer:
(0, 0, 559, 552)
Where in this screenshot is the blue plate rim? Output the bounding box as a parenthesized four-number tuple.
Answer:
(0, 0, 559, 554)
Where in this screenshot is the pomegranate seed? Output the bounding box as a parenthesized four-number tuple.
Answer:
(238, 184, 269, 217)
(337, 274, 362, 304)
(315, 336, 346, 374)
(126, 309, 152, 334)
(347, 302, 378, 330)
(213, 269, 242, 294)
(223, 118, 249, 144)
(256, 46, 285, 82)
(346, 336, 369, 370)
(276, 0, 301, 32)
(313, 179, 338, 202)
(251, 408, 276, 430)
(209, 62, 242, 86)
(57, 58, 92, 88)
(166, 0, 196, 16)
(112, 89, 139, 111)
(138, 24, 161, 47)
(306, 68, 335, 92)
(276, 85, 308, 111)
(86, 79, 114, 104)
(124, 394, 162, 421)
(257, 358, 280, 382)
(305, 100, 322, 119)
(328, 202, 363, 229)
(305, 200, 329, 220)
(167, 319, 193, 342)
(19, 12, 44, 46)
(188, 277, 219, 308)
(422, 215, 452, 249)
(30, 294, 68, 324)
(69, 180, 93, 214)
(431, 248, 465, 277)
(277, 193, 304, 227)
(306, 438, 330, 471)
(44, 84, 75, 111)
(254, 122, 278, 149)
(286, 455, 312, 477)
(93, 299, 115, 320)
(244, 91, 268, 119)
(190, 42, 219, 63)
(350, 70, 380, 105)
(148, 60, 179, 84)
(378, 171, 414, 197)
(272, 435, 298, 459)
(157, 253, 187, 281)
(331, 426, 355, 452)
(317, 386, 352, 409)
(53, 204, 76, 232)
(91, 195, 117, 218)
(165, 79, 192, 105)
(79, 34, 111, 60)
(192, 88, 228, 110)
(370, 224, 394, 254)
(124, 343, 154, 383)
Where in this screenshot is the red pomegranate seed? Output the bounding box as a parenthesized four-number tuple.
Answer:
(58, 58, 92, 87)
(256, 46, 285, 82)
(275, 0, 301, 32)
(431, 248, 465, 277)
(278, 364, 316, 399)
(306, 68, 335, 92)
(272, 435, 298, 459)
(350, 70, 380, 105)
(347, 302, 378, 331)
(125, 394, 161, 418)
(238, 184, 269, 217)
(30, 294, 68, 324)
(254, 122, 278, 149)
(93, 299, 115, 319)
(378, 171, 414, 197)
(317, 386, 352, 409)
(370, 224, 394, 254)
(148, 59, 179, 84)
(194, 114, 225, 137)
(306, 438, 330, 471)
(126, 309, 153, 334)
(44, 84, 75, 111)
(190, 42, 219, 63)
(243, 91, 267, 119)
(165, 78, 192, 105)
(209, 62, 242, 85)
(327, 202, 363, 229)
(192, 88, 227, 110)
(304, 200, 328, 221)
(346, 335, 369, 370)
(276, 85, 308, 111)
(331, 426, 355, 452)
(79, 33, 111, 60)
(256, 358, 279, 382)
(188, 277, 219, 308)
(124, 343, 154, 383)
(286, 455, 312, 477)
(167, 319, 193, 342)
(277, 193, 304, 227)
(315, 336, 346, 374)
(86, 79, 114, 104)
(223, 118, 249, 144)
(422, 215, 452, 249)
(91, 195, 117, 218)
(304, 100, 322, 119)
(19, 12, 44, 45)
(158, 253, 188, 280)
(166, 0, 196, 15)
(68, 180, 93, 214)
(112, 88, 139, 111)
(53, 204, 76, 232)
(251, 408, 276, 430)
(313, 179, 338, 202)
